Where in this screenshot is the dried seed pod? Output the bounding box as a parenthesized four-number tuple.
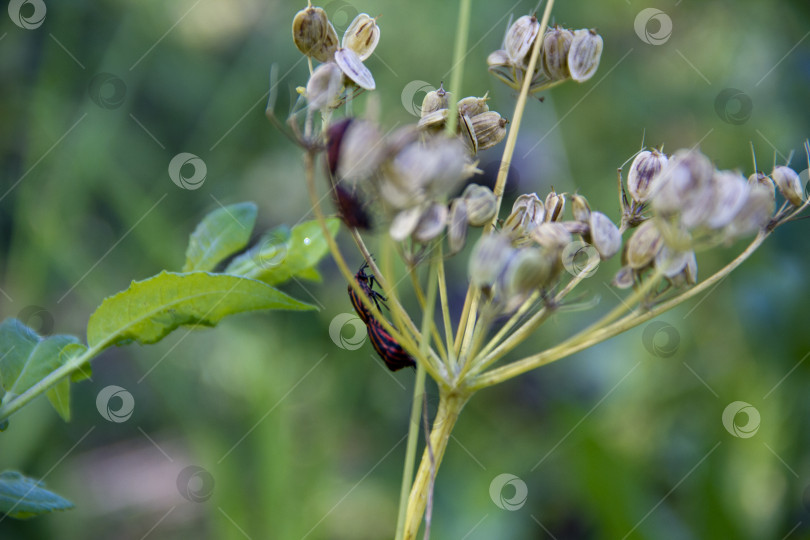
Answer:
(531, 222, 572, 250)
(457, 94, 490, 118)
(448, 199, 469, 254)
(341, 13, 380, 61)
(487, 49, 511, 68)
(503, 193, 545, 235)
(655, 245, 693, 278)
(421, 85, 450, 117)
(627, 149, 668, 204)
(725, 182, 775, 237)
(541, 26, 574, 80)
(292, 5, 329, 57)
(463, 184, 498, 226)
(501, 248, 555, 302)
(469, 233, 514, 289)
(336, 120, 385, 183)
(335, 47, 375, 90)
(413, 202, 448, 243)
(505, 15, 540, 66)
(378, 174, 422, 210)
(568, 29, 603, 83)
(458, 114, 479, 155)
(652, 149, 714, 216)
(312, 21, 339, 63)
(470, 111, 507, 150)
(589, 211, 621, 259)
(612, 265, 635, 289)
(625, 220, 662, 269)
(306, 62, 343, 112)
(389, 205, 423, 241)
(417, 108, 449, 130)
(771, 165, 803, 206)
(391, 138, 468, 197)
(706, 170, 749, 229)
(544, 190, 565, 222)
(571, 193, 591, 222)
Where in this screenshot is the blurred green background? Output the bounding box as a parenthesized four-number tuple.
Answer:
(1, 0, 809, 538)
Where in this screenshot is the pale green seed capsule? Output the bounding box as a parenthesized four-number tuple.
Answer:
(421, 84, 450, 117)
(463, 184, 498, 227)
(771, 165, 803, 207)
(541, 26, 574, 81)
(502, 247, 555, 302)
(470, 111, 507, 151)
(292, 5, 329, 57)
(568, 29, 603, 83)
(341, 13, 380, 61)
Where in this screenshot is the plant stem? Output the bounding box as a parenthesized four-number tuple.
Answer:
(445, 0, 471, 135)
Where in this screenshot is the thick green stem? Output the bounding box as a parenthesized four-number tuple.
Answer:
(444, 0, 471, 135)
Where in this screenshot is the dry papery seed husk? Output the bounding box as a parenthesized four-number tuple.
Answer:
(487, 49, 511, 68)
(417, 108, 449, 130)
(571, 193, 591, 222)
(544, 190, 565, 222)
(335, 120, 385, 183)
(470, 112, 507, 150)
(312, 21, 339, 63)
(457, 94, 490, 118)
(612, 265, 635, 289)
(706, 170, 749, 229)
(342, 13, 380, 61)
(542, 26, 574, 81)
(470, 233, 514, 288)
(389, 205, 423, 241)
(463, 184, 497, 226)
(625, 220, 662, 269)
(505, 15, 540, 66)
(306, 62, 343, 112)
(771, 165, 803, 207)
(292, 5, 330, 57)
(502, 248, 555, 301)
(335, 47, 375, 90)
(459, 114, 479, 155)
(503, 193, 545, 234)
(413, 202, 448, 243)
(589, 211, 621, 259)
(652, 149, 714, 216)
(448, 198, 469, 254)
(531, 222, 572, 250)
(568, 29, 603, 83)
(627, 149, 668, 204)
(421, 85, 450, 117)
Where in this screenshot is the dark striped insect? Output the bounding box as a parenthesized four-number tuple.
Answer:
(348, 262, 416, 372)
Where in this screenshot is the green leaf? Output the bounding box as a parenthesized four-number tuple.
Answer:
(295, 266, 323, 282)
(0, 471, 74, 519)
(0, 320, 86, 420)
(86, 271, 314, 349)
(225, 218, 339, 285)
(183, 202, 257, 272)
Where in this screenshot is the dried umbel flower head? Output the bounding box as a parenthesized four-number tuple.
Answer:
(463, 184, 497, 226)
(568, 29, 603, 82)
(505, 15, 540, 66)
(627, 149, 668, 204)
(541, 26, 574, 80)
(306, 62, 343, 112)
(771, 165, 803, 207)
(342, 13, 380, 61)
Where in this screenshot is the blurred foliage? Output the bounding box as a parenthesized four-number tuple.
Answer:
(1, 0, 809, 538)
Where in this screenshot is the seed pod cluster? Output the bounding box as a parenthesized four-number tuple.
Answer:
(294, 4, 381, 111)
(417, 86, 507, 154)
(488, 19, 604, 94)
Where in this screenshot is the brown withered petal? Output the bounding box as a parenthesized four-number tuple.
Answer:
(312, 21, 339, 63)
(541, 26, 574, 81)
(571, 193, 591, 222)
(503, 193, 545, 233)
(505, 15, 540, 65)
(306, 62, 343, 112)
(457, 94, 490, 118)
(625, 220, 662, 269)
(341, 13, 380, 61)
(544, 190, 565, 222)
(771, 165, 803, 207)
(389, 205, 423, 241)
(470, 111, 507, 150)
(335, 47, 375, 90)
(463, 184, 498, 226)
(612, 266, 635, 289)
(336, 120, 385, 183)
(459, 114, 479, 155)
(568, 29, 603, 82)
(706, 170, 749, 229)
(448, 199, 469, 254)
(413, 202, 448, 243)
(627, 149, 668, 204)
(589, 212, 621, 259)
(421, 85, 449, 118)
(530, 222, 572, 250)
(292, 5, 329, 57)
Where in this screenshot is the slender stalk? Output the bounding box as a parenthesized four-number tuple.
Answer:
(445, 0, 471, 135)
(435, 248, 457, 371)
(408, 269, 449, 363)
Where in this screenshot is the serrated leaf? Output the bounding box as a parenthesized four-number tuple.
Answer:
(225, 218, 339, 285)
(0, 320, 86, 420)
(86, 271, 314, 349)
(0, 470, 74, 519)
(183, 202, 257, 272)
